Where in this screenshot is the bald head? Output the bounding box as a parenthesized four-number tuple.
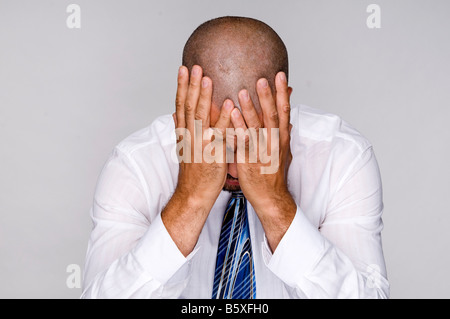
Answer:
(182, 16, 288, 112)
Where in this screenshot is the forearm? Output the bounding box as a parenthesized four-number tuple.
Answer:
(254, 190, 297, 252)
(161, 188, 214, 256)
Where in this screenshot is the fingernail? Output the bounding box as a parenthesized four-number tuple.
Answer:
(240, 90, 249, 101)
(224, 99, 233, 110)
(279, 72, 286, 82)
(259, 78, 268, 88)
(202, 78, 209, 88)
(192, 65, 200, 76)
(178, 66, 185, 76)
(232, 108, 240, 118)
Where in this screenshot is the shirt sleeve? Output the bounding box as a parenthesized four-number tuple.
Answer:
(262, 147, 390, 298)
(81, 147, 196, 299)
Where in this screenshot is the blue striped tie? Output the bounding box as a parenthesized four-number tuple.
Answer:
(212, 191, 256, 299)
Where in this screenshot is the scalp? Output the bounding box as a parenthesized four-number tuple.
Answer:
(182, 16, 288, 111)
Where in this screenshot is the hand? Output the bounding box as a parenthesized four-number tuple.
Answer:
(163, 65, 234, 256)
(231, 72, 297, 251)
(173, 65, 234, 211)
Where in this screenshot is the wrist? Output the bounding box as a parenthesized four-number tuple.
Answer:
(173, 185, 216, 214)
(255, 190, 297, 252)
(253, 189, 296, 217)
(162, 186, 217, 256)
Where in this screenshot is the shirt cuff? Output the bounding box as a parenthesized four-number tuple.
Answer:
(262, 206, 328, 287)
(132, 213, 199, 285)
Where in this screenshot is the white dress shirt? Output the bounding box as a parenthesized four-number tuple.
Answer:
(81, 104, 389, 299)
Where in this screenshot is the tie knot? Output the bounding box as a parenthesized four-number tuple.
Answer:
(231, 191, 244, 199)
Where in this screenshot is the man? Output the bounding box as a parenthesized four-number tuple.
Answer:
(82, 16, 389, 298)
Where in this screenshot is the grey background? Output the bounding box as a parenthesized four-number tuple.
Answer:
(0, 0, 449, 298)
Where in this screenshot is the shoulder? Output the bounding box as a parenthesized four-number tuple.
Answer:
(114, 113, 175, 157)
(100, 114, 177, 209)
(290, 104, 372, 153)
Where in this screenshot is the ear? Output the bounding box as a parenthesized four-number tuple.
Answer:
(172, 112, 177, 127)
(288, 87, 293, 99)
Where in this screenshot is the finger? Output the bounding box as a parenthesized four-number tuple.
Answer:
(185, 65, 203, 132)
(231, 108, 251, 163)
(214, 100, 235, 159)
(175, 66, 189, 128)
(257, 78, 279, 129)
(238, 89, 262, 129)
(214, 99, 234, 133)
(275, 72, 291, 141)
(195, 76, 212, 129)
(231, 107, 248, 148)
(231, 107, 247, 130)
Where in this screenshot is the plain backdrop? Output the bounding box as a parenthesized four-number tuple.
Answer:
(1, 0, 449, 299)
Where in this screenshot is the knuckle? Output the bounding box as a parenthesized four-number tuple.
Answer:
(189, 80, 199, 88)
(269, 110, 279, 121)
(213, 127, 225, 136)
(199, 91, 211, 102)
(185, 101, 195, 113)
(175, 97, 184, 109)
(261, 87, 272, 97)
(195, 110, 207, 121)
(216, 112, 230, 125)
(177, 75, 187, 86)
(220, 110, 230, 121)
(281, 104, 291, 113)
